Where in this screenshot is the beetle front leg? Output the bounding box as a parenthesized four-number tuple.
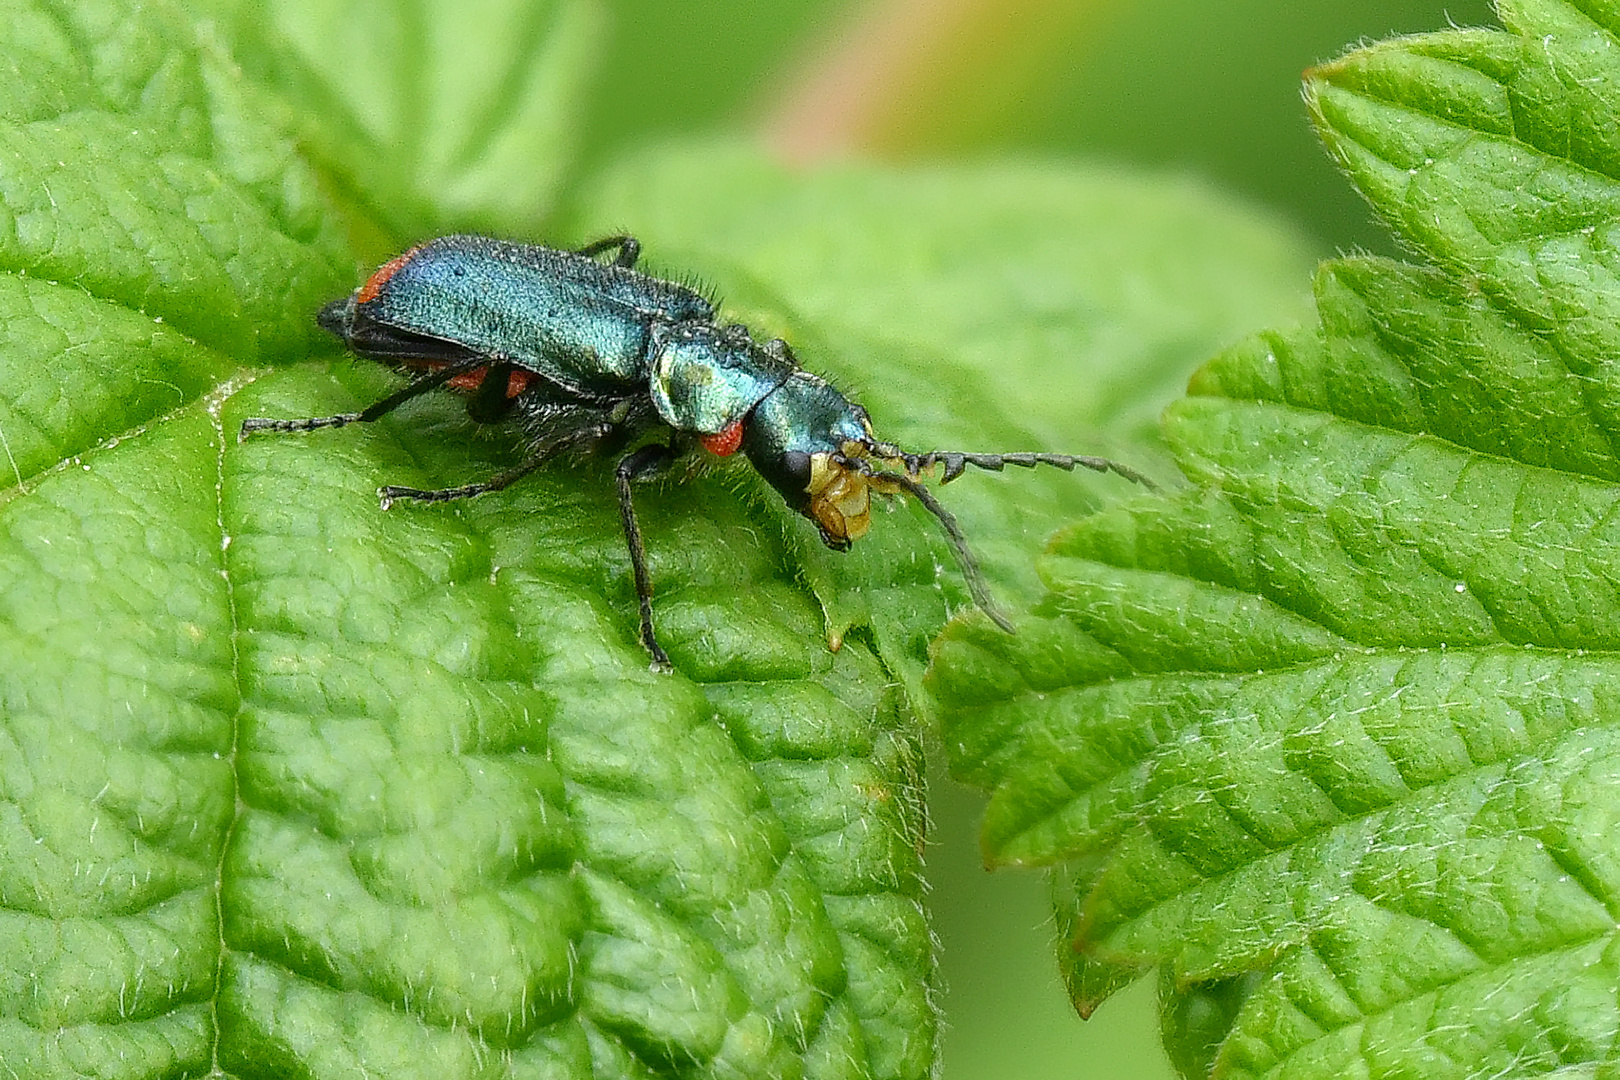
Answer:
(614, 443, 679, 671)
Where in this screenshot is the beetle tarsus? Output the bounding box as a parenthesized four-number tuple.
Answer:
(377, 466, 535, 506)
(377, 423, 615, 510)
(238, 413, 362, 440)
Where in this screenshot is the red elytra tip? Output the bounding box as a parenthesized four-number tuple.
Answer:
(356, 246, 420, 304)
(445, 368, 536, 397)
(448, 367, 488, 392)
(699, 419, 744, 457)
(505, 369, 536, 398)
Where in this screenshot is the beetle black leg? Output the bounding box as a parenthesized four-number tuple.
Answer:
(239, 357, 487, 440)
(378, 422, 613, 507)
(378, 461, 543, 509)
(615, 443, 679, 671)
(466, 361, 518, 424)
(576, 235, 641, 268)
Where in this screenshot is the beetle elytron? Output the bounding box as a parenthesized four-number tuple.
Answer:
(241, 235, 1153, 669)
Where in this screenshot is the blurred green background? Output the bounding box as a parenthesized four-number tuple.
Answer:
(562, 2, 1497, 1077)
(570, 0, 1496, 256)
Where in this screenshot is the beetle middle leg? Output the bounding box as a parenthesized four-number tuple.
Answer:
(575, 235, 641, 268)
(615, 443, 679, 671)
(377, 421, 614, 508)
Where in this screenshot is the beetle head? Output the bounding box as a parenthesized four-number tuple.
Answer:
(741, 373, 903, 550)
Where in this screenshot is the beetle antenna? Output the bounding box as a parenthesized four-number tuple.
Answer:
(856, 461, 1016, 633)
(898, 450, 1157, 489)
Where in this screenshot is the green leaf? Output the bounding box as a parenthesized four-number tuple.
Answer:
(931, 2, 1620, 1076)
(216, 0, 603, 244)
(0, 2, 1313, 1077)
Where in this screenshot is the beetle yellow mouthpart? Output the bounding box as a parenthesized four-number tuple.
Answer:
(807, 452, 874, 544)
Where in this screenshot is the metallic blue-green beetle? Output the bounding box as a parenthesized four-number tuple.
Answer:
(242, 235, 1152, 669)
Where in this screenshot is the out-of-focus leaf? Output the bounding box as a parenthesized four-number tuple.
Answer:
(931, 2, 1620, 1076)
(217, 0, 603, 245)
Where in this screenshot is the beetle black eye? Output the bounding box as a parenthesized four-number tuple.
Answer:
(752, 449, 812, 510)
(740, 403, 812, 509)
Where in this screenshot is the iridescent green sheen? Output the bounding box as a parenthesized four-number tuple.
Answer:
(338, 234, 713, 396)
(649, 323, 796, 435)
(245, 233, 1148, 665)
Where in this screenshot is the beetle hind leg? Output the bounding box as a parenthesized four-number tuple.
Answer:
(465, 361, 519, 423)
(238, 357, 487, 441)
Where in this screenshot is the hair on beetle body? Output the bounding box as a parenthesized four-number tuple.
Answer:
(241, 234, 1154, 671)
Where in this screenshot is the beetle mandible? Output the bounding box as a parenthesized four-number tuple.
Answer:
(241, 234, 1154, 670)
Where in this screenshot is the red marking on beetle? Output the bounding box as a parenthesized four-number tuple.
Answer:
(445, 367, 537, 398)
(700, 420, 744, 457)
(356, 246, 420, 303)
(505, 370, 536, 398)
